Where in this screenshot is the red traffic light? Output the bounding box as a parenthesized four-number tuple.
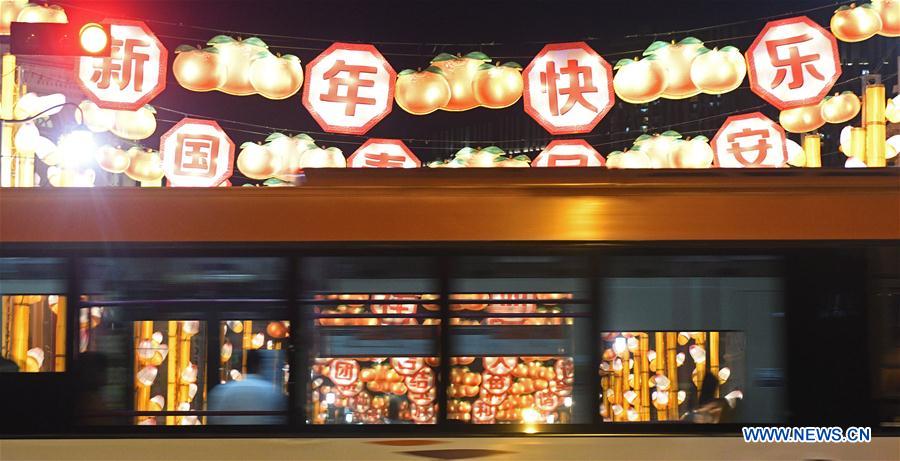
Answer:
(9, 21, 111, 57)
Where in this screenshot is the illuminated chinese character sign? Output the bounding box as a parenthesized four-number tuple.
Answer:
(746, 16, 841, 110)
(348, 139, 420, 168)
(76, 19, 167, 111)
(711, 112, 788, 168)
(523, 42, 614, 135)
(532, 139, 605, 167)
(302, 43, 396, 135)
(160, 118, 235, 186)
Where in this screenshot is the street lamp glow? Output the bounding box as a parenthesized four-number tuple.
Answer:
(56, 130, 96, 168)
(79, 23, 108, 55)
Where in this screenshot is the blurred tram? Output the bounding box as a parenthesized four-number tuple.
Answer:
(0, 169, 899, 459)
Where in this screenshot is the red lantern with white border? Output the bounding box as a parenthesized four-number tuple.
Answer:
(302, 42, 396, 135)
(76, 19, 167, 111)
(481, 372, 512, 396)
(160, 118, 235, 187)
(523, 42, 614, 135)
(534, 389, 561, 411)
(328, 359, 360, 386)
(371, 294, 418, 326)
(404, 367, 435, 394)
(335, 381, 363, 397)
(483, 356, 518, 376)
(746, 16, 841, 110)
(472, 399, 497, 424)
(711, 112, 788, 168)
(485, 293, 536, 326)
(554, 358, 575, 384)
(533, 139, 605, 167)
(348, 139, 420, 168)
(390, 357, 425, 376)
(408, 387, 436, 406)
(409, 403, 436, 424)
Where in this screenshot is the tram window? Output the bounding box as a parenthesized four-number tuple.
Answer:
(600, 255, 786, 423)
(599, 331, 745, 423)
(448, 256, 591, 425)
(78, 307, 208, 426)
(208, 320, 289, 425)
(301, 257, 440, 424)
(81, 257, 285, 300)
(0, 258, 67, 372)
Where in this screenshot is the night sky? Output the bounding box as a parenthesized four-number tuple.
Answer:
(49, 0, 899, 173)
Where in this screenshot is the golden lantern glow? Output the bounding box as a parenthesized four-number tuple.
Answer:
(613, 57, 668, 104)
(689, 46, 746, 95)
(248, 53, 304, 100)
(76, 100, 116, 133)
(850, 127, 868, 161)
(137, 366, 158, 387)
(148, 395, 165, 412)
(221, 341, 233, 363)
(865, 84, 887, 166)
(205, 36, 270, 96)
(430, 52, 489, 111)
(779, 103, 826, 133)
(226, 320, 243, 333)
(16, 3, 68, 24)
(786, 139, 806, 167)
(821, 92, 862, 124)
(472, 62, 524, 109)
(689, 344, 706, 363)
(14, 122, 40, 155)
(802, 133, 822, 168)
(645, 38, 704, 99)
(251, 332, 265, 349)
(124, 148, 165, 183)
(173, 46, 226, 92)
(111, 105, 157, 141)
(181, 362, 198, 383)
(831, 3, 884, 42)
(25, 347, 44, 372)
(718, 367, 731, 384)
(872, 0, 900, 36)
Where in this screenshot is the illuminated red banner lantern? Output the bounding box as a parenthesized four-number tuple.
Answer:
(76, 19, 167, 111)
(348, 139, 420, 168)
(711, 112, 788, 168)
(746, 16, 841, 110)
(328, 359, 360, 386)
(532, 139, 605, 167)
(160, 118, 235, 187)
(302, 42, 396, 135)
(523, 42, 614, 135)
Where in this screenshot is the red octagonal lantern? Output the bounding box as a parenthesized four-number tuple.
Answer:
(746, 16, 841, 110)
(160, 118, 235, 187)
(523, 42, 614, 135)
(533, 139, 605, 167)
(76, 19, 167, 111)
(711, 112, 788, 168)
(348, 139, 420, 168)
(302, 42, 396, 135)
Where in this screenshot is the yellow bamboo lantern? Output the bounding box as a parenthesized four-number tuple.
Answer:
(865, 84, 886, 166)
(802, 134, 822, 168)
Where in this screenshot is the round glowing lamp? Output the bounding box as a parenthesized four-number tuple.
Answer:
(79, 23, 108, 55)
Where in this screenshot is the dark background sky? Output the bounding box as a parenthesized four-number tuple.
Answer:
(50, 0, 899, 171)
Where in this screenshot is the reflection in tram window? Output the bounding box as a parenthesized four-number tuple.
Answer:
(132, 320, 207, 426)
(449, 293, 581, 424)
(448, 356, 574, 424)
(220, 320, 290, 386)
(0, 295, 66, 372)
(599, 331, 745, 423)
(301, 257, 440, 425)
(310, 356, 439, 424)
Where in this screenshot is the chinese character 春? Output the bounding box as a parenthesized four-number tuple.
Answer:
(320, 59, 378, 116)
(547, 154, 588, 167)
(364, 152, 408, 168)
(726, 128, 772, 166)
(540, 59, 599, 116)
(765, 34, 825, 90)
(174, 134, 219, 177)
(91, 38, 150, 91)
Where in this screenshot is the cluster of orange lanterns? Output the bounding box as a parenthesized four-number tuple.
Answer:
(173, 36, 304, 99)
(830, 1, 900, 42)
(395, 52, 524, 115)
